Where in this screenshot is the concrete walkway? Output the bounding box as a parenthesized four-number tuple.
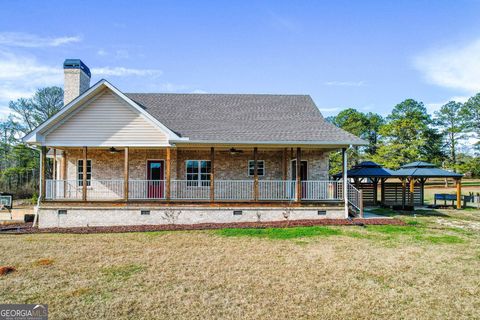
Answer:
(363, 210, 391, 219)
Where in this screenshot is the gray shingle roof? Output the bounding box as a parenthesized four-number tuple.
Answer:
(125, 93, 366, 145)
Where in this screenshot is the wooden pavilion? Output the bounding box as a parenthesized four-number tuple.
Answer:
(334, 161, 463, 209)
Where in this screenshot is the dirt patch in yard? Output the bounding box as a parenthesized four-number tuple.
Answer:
(0, 266, 16, 276)
(0, 218, 404, 234)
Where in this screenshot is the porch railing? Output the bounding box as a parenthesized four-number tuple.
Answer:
(45, 180, 82, 200)
(87, 180, 124, 200)
(45, 179, 124, 200)
(171, 180, 211, 200)
(215, 180, 254, 200)
(45, 179, 348, 202)
(259, 180, 296, 201)
(301, 181, 343, 201)
(129, 180, 165, 200)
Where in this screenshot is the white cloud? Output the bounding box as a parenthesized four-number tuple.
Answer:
(414, 38, 480, 93)
(97, 49, 130, 59)
(0, 49, 166, 116)
(0, 50, 63, 115)
(318, 107, 341, 113)
(92, 67, 162, 77)
(97, 49, 108, 56)
(425, 95, 470, 114)
(191, 89, 207, 94)
(0, 32, 81, 47)
(324, 81, 365, 87)
(115, 50, 130, 59)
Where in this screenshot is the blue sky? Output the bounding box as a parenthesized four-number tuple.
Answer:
(1, 0, 480, 119)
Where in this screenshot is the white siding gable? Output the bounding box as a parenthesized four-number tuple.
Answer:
(45, 90, 170, 147)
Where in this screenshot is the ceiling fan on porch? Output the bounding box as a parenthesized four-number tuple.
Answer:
(221, 148, 244, 156)
(108, 147, 121, 154)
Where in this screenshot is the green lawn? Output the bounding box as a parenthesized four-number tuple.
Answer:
(1, 208, 479, 319)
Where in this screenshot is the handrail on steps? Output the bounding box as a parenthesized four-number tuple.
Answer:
(347, 183, 364, 218)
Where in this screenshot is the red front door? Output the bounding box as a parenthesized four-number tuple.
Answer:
(147, 160, 164, 198)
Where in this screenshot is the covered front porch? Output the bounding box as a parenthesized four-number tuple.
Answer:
(40, 146, 361, 214)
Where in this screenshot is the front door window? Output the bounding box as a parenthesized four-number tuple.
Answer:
(147, 160, 164, 198)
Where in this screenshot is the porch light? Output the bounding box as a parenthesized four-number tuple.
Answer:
(109, 147, 120, 154)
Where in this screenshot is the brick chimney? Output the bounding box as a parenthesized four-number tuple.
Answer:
(63, 59, 91, 105)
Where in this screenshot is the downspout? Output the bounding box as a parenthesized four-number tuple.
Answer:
(342, 147, 349, 218)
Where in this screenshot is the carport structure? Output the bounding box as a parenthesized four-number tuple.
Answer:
(333, 161, 463, 209)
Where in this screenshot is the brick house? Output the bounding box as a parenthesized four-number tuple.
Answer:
(24, 59, 366, 228)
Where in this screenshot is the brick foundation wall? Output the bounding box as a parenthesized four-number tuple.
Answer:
(38, 206, 345, 228)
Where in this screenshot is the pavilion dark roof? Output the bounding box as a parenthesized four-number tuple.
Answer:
(393, 162, 463, 178)
(333, 161, 463, 179)
(333, 161, 396, 178)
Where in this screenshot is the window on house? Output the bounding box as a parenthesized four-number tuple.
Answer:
(77, 159, 92, 187)
(248, 160, 265, 176)
(186, 160, 211, 186)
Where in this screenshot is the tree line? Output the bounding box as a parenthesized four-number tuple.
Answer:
(327, 95, 480, 176)
(1, 86, 479, 197)
(0, 87, 63, 196)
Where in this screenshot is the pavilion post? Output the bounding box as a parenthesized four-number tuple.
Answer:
(373, 178, 378, 206)
(456, 178, 462, 209)
(409, 178, 415, 207)
(401, 178, 406, 209)
(381, 178, 386, 205)
(419, 178, 426, 206)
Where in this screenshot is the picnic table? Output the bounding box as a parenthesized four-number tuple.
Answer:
(434, 193, 466, 208)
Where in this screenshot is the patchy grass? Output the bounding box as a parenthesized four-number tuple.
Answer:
(0, 208, 479, 319)
(216, 226, 341, 239)
(34, 258, 54, 266)
(101, 264, 145, 282)
(366, 225, 420, 235)
(415, 234, 465, 244)
(404, 219, 426, 227)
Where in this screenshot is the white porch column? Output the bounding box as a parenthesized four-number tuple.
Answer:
(342, 147, 348, 218)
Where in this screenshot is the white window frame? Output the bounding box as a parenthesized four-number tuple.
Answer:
(248, 160, 265, 177)
(185, 160, 211, 187)
(77, 159, 92, 187)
